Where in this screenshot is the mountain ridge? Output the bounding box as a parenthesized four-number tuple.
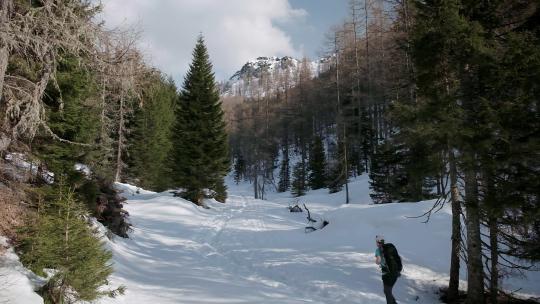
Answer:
(220, 56, 332, 97)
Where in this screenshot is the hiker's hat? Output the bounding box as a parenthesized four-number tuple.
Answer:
(376, 235, 385, 243)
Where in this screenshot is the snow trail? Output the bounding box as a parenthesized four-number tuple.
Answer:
(89, 179, 540, 304)
(4, 177, 539, 303)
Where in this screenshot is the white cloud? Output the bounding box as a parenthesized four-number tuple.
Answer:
(99, 0, 307, 83)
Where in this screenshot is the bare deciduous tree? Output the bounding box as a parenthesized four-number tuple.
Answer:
(0, 0, 147, 164)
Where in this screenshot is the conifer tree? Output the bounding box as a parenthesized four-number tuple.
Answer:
(408, 0, 473, 300)
(291, 161, 307, 197)
(308, 136, 327, 190)
(19, 185, 123, 303)
(127, 74, 177, 191)
(369, 141, 401, 204)
(35, 55, 107, 213)
(171, 35, 230, 204)
(277, 150, 291, 192)
(36, 56, 100, 177)
(233, 153, 245, 185)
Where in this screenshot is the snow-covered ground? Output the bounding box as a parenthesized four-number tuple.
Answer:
(2, 175, 540, 303)
(96, 175, 539, 304)
(0, 237, 44, 304)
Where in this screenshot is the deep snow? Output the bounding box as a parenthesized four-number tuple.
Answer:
(1, 175, 539, 303)
(96, 175, 539, 304)
(0, 237, 44, 303)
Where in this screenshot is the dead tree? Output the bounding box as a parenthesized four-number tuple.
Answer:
(0, 1, 102, 151)
(0, 0, 146, 160)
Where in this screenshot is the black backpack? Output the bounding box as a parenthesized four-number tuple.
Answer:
(382, 243, 403, 275)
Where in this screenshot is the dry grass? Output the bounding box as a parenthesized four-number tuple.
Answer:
(0, 179, 28, 242)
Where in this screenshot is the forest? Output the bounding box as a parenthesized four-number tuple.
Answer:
(0, 0, 538, 304)
(224, 1, 540, 303)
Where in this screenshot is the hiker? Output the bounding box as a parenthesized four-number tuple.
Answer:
(375, 235, 402, 304)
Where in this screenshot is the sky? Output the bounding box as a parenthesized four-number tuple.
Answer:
(99, 0, 349, 83)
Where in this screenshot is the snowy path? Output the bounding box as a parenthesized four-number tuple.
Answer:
(97, 190, 325, 304)
(94, 181, 540, 304)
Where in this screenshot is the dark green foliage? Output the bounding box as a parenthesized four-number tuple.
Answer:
(407, 1, 540, 301)
(31, 55, 130, 236)
(307, 136, 327, 190)
(358, 108, 373, 174)
(277, 149, 290, 192)
(37, 55, 100, 178)
(126, 75, 177, 192)
(76, 178, 100, 213)
(213, 179, 228, 203)
(291, 161, 307, 197)
(470, 11, 540, 263)
(233, 153, 245, 185)
(18, 185, 123, 303)
(371, 138, 438, 204)
(171, 36, 230, 204)
(32, 55, 115, 219)
(369, 142, 402, 204)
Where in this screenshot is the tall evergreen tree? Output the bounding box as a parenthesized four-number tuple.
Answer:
(35, 55, 100, 181)
(291, 161, 307, 197)
(369, 141, 403, 204)
(126, 74, 177, 191)
(233, 153, 245, 185)
(409, 0, 474, 300)
(35, 55, 110, 214)
(277, 147, 291, 192)
(171, 36, 230, 204)
(307, 135, 327, 190)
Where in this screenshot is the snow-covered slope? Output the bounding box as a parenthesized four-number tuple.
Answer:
(90, 176, 539, 304)
(3, 175, 540, 303)
(0, 237, 44, 304)
(220, 56, 331, 98)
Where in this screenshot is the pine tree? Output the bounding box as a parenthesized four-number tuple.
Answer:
(33, 55, 110, 215)
(36, 55, 101, 177)
(171, 35, 230, 204)
(369, 141, 400, 204)
(277, 149, 290, 192)
(409, 0, 474, 300)
(308, 136, 327, 190)
(291, 161, 307, 197)
(126, 74, 177, 191)
(233, 153, 245, 185)
(19, 185, 123, 303)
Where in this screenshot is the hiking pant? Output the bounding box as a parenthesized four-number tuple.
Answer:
(382, 273, 398, 304)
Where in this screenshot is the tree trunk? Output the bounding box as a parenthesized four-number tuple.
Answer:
(489, 214, 499, 304)
(484, 166, 499, 304)
(447, 148, 462, 302)
(0, 45, 7, 103)
(465, 166, 485, 304)
(343, 125, 349, 204)
(0, 0, 12, 153)
(253, 170, 258, 199)
(0, 0, 10, 102)
(114, 90, 125, 182)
